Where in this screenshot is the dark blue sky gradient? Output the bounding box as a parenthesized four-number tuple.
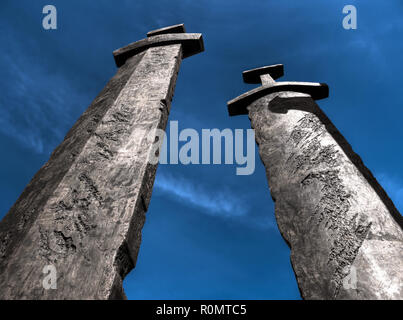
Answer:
(0, 0, 402, 299)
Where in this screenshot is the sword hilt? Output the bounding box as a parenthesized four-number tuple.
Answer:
(228, 64, 329, 116)
(243, 64, 284, 85)
(113, 24, 204, 67)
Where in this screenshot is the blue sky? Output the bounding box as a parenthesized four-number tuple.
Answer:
(0, 0, 402, 299)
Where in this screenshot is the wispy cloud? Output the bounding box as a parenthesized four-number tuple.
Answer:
(155, 172, 248, 217)
(154, 172, 277, 230)
(0, 2, 103, 155)
(0, 54, 85, 155)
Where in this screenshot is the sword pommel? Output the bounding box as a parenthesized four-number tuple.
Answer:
(147, 24, 186, 37)
(242, 64, 284, 84)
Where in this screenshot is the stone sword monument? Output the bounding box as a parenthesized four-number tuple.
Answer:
(228, 64, 403, 299)
(0, 24, 204, 299)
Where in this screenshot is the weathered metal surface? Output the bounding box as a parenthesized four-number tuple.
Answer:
(229, 66, 403, 300)
(0, 25, 203, 300)
(113, 32, 204, 67)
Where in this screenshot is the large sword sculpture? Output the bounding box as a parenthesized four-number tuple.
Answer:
(228, 64, 403, 299)
(0, 24, 204, 299)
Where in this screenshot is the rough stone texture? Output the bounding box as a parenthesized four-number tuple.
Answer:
(113, 33, 203, 67)
(147, 23, 186, 37)
(248, 92, 403, 299)
(0, 42, 184, 299)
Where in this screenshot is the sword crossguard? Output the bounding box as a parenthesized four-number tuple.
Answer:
(113, 24, 204, 67)
(228, 64, 329, 116)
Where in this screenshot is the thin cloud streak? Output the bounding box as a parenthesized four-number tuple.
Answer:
(155, 172, 248, 218)
(154, 172, 277, 230)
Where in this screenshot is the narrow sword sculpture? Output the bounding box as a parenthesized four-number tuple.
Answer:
(228, 64, 403, 299)
(0, 24, 204, 299)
